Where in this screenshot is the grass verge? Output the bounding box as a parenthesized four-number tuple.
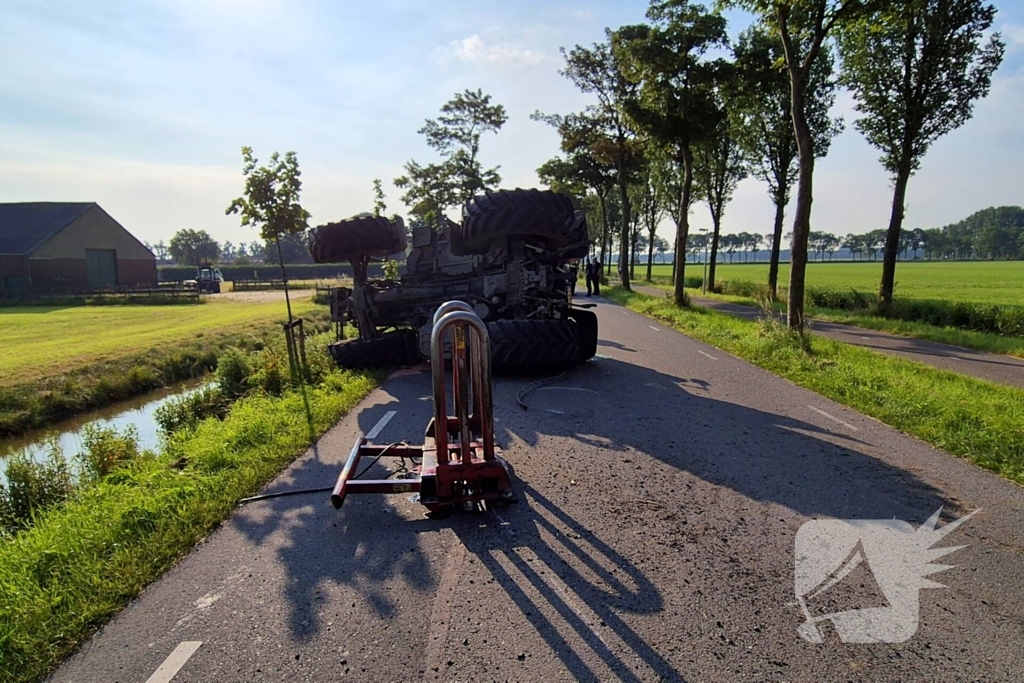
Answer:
(0, 367, 378, 683)
(607, 287, 1024, 486)
(645, 280, 1024, 358)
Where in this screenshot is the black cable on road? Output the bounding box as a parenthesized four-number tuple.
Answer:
(516, 369, 568, 410)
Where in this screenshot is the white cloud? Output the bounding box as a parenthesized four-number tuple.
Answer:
(446, 34, 548, 66)
(1000, 22, 1024, 51)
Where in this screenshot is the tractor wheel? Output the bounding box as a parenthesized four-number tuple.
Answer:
(327, 330, 417, 370)
(486, 319, 580, 369)
(569, 309, 598, 362)
(309, 215, 407, 263)
(458, 189, 582, 255)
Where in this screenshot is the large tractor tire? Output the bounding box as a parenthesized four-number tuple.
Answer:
(458, 189, 584, 256)
(327, 330, 417, 370)
(569, 309, 598, 362)
(309, 215, 407, 263)
(486, 319, 580, 369)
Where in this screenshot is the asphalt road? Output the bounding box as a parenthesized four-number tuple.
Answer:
(633, 284, 1024, 389)
(49, 298, 1024, 682)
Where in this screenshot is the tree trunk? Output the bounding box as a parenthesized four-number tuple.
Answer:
(617, 158, 631, 291)
(598, 191, 608, 273)
(767, 190, 786, 298)
(878, 162, 912, 311)
(646, 232, 655, 282)
(673, 148, 694, 306)
(787, 82, 815, 332)
(709, 218, 721, 292)
(275, 234, 294, 325)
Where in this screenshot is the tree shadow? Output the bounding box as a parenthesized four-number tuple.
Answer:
(453, 482, 688, 682)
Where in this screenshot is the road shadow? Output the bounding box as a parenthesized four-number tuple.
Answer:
(493, 355, 953, 524)
(597, 339, 637, 352)
(453, 482, 687, 682)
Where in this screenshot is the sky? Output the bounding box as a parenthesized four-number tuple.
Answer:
(1, 0, 1022, 248)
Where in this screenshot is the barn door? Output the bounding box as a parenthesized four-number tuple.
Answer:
(86, 249, 118, 288)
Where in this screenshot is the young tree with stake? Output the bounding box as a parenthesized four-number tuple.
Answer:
(226, 147, 310, 325)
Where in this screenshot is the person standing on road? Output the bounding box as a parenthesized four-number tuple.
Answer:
(591, 257, 602, 296)
(584, 257, 594, 297)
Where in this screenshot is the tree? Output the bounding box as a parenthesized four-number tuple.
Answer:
(149, 240, 169, 261)
(559, 38, 641, 290)
(226, 147, 310, 323)
(263, 232, 314, 265)
(694, 114, 747, 290)
(419, 89, 507, 204)
(730, 0, 878, 331)
(394, 161, 458, 225)
(168, 229, 220, 267)
(615, 0, 728, 303)
(247, 241, 266, 262)
(533, 112, 618, 267)
(654, 235, 670, 262)
(629, 163, 666, 281)
(836, 0, 1004, 310)
(729, 24, 841, 296)
(372, 179, 387, 217)
(396, 90, 506, 223)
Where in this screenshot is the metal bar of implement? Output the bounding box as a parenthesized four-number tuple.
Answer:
(430, 332, 449, 464)
(454, 324, 472, 465)
(331, 436, 367, 509)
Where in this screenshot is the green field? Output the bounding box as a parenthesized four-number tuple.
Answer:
(0, 297, 317, 386)
(643, 261, 1024, 305)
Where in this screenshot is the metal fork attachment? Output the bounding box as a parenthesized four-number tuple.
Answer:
(330, 301, 516, 515)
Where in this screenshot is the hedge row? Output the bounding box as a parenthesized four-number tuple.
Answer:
(157, 263, 384, 282)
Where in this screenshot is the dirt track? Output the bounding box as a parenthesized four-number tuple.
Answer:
(209, 289, 316, 304)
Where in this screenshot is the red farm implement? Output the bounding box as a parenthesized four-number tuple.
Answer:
(330, 301, 516, 516)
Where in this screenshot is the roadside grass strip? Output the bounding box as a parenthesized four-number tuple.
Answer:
(646, 281, 1024, 359)
(607, 288, 1024, 487)
(0, 369, 378, 683)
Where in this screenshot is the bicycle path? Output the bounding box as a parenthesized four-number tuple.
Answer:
(633, 284, 1024, 389)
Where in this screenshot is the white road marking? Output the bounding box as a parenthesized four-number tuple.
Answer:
(650, 325, 661, 332)
(146, 642, 202, 683)
(622, 311, 630, 316)
(697, 350, 717, 361)
(808, 405, 860, 431)
(860, 336, 871, 340)
(365, 410, 397, 439)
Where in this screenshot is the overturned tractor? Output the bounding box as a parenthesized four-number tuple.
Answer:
(309, 188, 598, 370)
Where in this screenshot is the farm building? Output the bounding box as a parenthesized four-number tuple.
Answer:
(0, 202, 156, 294)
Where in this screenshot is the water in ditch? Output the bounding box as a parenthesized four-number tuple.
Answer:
(0, 380, 208, 481)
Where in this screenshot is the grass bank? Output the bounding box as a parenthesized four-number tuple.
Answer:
(0, 365, 378, 682)
(643, 260, 1024, 305)
(607, 288, 1024, 486)
(0, 298, 328, 436)
(644, 279, 1024, 358)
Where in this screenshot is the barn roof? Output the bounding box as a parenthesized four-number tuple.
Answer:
(0, 202, 95, 255)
